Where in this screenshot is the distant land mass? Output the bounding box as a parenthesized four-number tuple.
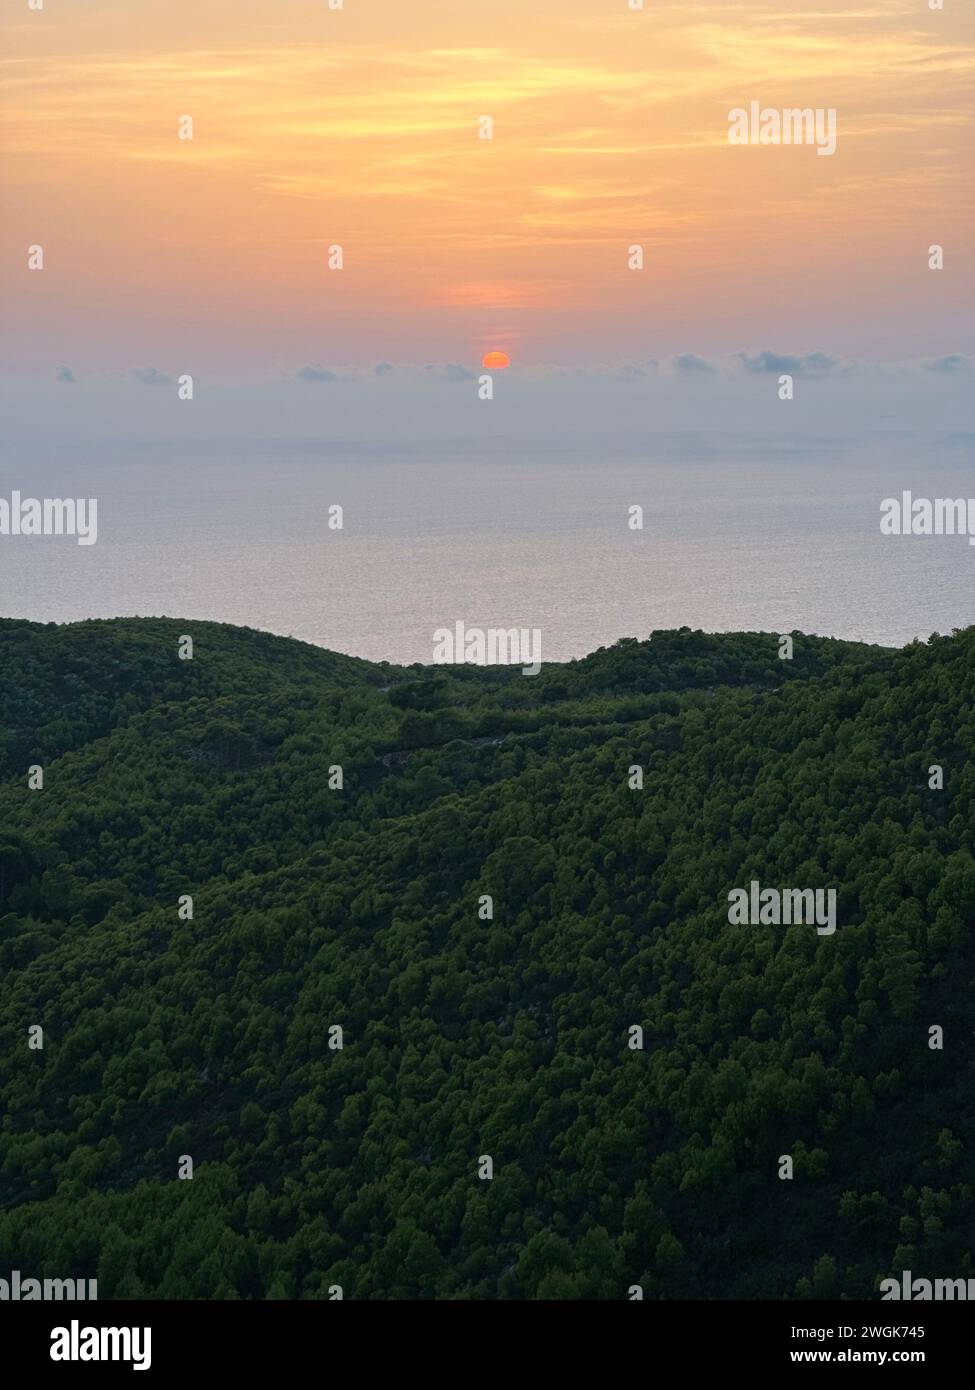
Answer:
(0, 618, 972, 1298)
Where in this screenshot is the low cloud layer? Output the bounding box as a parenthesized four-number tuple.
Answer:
(5, 351, 971, 446)
(297, 364, 338, 384)
(924, 354, 970, 375)
(132, 366, 173, 387)
(737, 350, 843, 376)
(673, 352, 719, 375)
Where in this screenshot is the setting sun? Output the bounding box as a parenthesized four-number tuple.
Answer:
(481, 351, 510, 369)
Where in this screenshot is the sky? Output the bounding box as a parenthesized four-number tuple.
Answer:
(1, 0, 973, 440)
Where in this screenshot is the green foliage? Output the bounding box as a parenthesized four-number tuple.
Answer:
(0, 619, 972, 1299)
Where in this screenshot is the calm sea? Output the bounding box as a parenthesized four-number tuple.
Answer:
(1, 435, 972, 663)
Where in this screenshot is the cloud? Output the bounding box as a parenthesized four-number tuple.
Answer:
(296, 364, 338, 383)
(374, 361, 395, 376)
(132, 366, 173, 387)
(672, 353, 719, 375)
(923, 354, 970, 374)
(737, 349, 842, 376)
(424, 363, 475, 382)
(568, 362, 655, 382)
(56, 366, 76, 383)
(9, 351, 975, 448)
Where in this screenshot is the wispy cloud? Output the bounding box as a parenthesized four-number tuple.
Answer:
(3, 2, 972, 369)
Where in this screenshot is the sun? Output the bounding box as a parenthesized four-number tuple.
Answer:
(481, 351, 510, 369)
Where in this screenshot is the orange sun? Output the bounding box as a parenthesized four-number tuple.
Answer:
(481, 350, 510, 369)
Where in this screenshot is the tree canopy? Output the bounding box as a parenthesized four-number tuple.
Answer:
(0, 617, 972, 1299)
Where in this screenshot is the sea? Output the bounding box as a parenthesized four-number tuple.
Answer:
(1, 433, 973, 664)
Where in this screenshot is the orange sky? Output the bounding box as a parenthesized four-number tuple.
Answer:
(2, 0, 973, 369)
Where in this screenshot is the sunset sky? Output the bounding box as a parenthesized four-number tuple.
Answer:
(2, 0, 972, 429)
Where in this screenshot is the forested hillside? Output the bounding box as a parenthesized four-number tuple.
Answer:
(0, 617, 972, 1299)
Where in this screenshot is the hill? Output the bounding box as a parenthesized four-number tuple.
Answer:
(0, 618, 972, 1299)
